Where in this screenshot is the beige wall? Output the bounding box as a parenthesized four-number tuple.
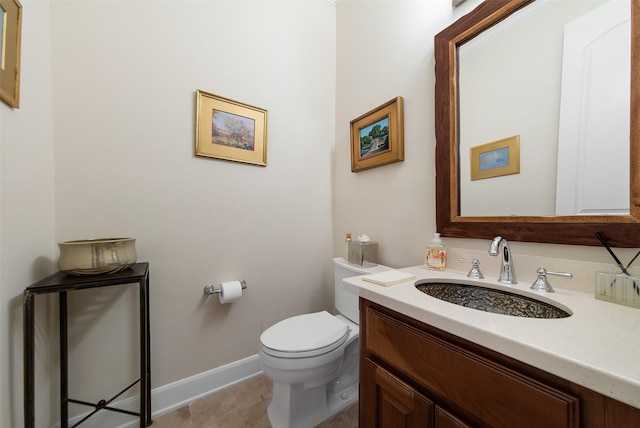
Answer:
(1, 1, 56, 426)
(51, 0, 336, 418)
(1, 0, 635, 426)
(3, 0, 336, 426)
(333, 0, 474, 268)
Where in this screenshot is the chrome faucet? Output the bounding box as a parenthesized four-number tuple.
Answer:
(489, 236, 517, 285)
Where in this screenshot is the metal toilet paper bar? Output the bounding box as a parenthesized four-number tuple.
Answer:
(203, 280, 247, 295)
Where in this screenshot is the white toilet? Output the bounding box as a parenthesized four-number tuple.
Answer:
(258, 257, 391, 428)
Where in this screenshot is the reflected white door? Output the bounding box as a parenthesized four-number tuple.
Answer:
(556, 0, 630, 215)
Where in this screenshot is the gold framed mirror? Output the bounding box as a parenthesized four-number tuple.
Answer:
(434, 0, 639, 247)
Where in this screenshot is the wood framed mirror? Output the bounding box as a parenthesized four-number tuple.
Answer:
(435, 0, 640, 247)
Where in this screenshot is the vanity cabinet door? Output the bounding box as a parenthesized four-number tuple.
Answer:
(435, 407, 472, 428)
(361, 358, 435, 428)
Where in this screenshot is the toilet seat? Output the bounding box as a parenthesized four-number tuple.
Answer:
(260, 311, 350, 359)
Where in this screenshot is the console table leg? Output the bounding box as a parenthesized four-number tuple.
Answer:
(23, 292, 35, 428)
(145, 273, 152, 425)
(139, 276, 151, 427)
(60, 292, 68, 428)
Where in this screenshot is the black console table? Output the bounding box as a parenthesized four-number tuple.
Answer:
(23, 262, 151, 428)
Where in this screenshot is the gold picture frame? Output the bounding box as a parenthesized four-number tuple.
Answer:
(195, 90, 267, 166)
(350, 96, 404, 172)
(0, 0, 22, 108)
(470, 135, 520, 180)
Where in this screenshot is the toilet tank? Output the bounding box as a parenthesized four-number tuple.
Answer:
(333, 257, 392, 323)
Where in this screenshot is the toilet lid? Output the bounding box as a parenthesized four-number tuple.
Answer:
(260, 311, 350, 355)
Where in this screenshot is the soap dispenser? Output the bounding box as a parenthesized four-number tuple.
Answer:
(426, 233, 447, 270)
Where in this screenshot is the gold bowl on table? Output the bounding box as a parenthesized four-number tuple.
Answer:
(58, 238, 137, 276)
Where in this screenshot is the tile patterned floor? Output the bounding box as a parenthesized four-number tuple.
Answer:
(150, 374, 358, 427)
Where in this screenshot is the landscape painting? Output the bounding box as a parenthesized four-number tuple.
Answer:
(195, 90, 268, 166)
(470, 135, 520, 180)
(350, 97, 404, 172)
(212, 110, 256, 151)
(359, 116, 389, 158)
(479, 146, 509, 170)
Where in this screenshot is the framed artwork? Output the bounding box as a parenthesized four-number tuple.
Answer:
(350, 96, 404, 172)
(470, 135, 520, 180)
(195, 90, 268, 166)
(0, 0, 22, 108)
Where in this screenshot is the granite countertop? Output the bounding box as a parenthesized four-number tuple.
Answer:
(344, 265, 640, 409)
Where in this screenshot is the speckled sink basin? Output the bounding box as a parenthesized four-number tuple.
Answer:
(415, 280, 571, 319)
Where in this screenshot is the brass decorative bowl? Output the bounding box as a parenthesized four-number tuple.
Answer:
(58, 238, 137, 276)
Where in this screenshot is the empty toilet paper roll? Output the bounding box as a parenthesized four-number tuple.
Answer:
(219, 280, 243, 304)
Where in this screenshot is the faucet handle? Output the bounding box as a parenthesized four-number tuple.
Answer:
(458, 258, 484, 279)
(530, 268, 573, 293)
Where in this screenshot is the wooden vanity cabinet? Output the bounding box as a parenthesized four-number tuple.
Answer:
(359, 299, 640, 428)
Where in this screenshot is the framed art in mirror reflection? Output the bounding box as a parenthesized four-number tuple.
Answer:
(470, 135, 520, 181)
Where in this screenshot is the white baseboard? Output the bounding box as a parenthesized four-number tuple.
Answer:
(56, 354, 262, 428)
(152, 354, 262, 417)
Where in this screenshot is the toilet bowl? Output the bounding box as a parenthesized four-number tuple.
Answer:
(258, 258, 391, 428)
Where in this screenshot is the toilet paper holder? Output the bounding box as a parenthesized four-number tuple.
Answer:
(203, 280, 247, 295)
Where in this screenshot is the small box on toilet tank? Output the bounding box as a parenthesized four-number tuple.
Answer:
(348, 241, 378, 267)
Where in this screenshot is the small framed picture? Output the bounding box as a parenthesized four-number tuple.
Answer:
(350, 97, 404, 172)
(0, 0, 22, 108)
(470, 135, 520, 180)
(195, 90, 267, 166)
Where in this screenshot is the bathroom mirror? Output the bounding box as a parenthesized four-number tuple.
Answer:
(435, 0, 640, 247)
